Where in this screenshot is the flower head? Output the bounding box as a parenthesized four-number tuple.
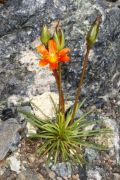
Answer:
(87, 16, 102, 48)
(54, 29, 65, 51)
(40, 25, 51, 46)
(36, 39, 70, 70)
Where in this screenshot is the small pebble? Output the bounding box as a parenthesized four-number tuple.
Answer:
(113, 173, 120, 180)
(27, 155, 35, 163)
(49, 170, 56, 179)
(38, 174, 45, 180)
(1, 108, 14, 121)
(57, 177, 63, 180)
(72, 174, 80, 180)
(63, 177, 68, 180)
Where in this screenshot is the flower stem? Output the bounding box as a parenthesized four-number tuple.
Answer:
(58, 63, 62, 113)
(53, 69, 65, 117)
(70, 46, 91, 124)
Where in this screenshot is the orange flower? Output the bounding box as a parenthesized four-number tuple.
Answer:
(36, 39, 70, 70)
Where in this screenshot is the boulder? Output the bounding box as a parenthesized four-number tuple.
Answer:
(0, 0, 119, 104)
(0, 118, 24, 160)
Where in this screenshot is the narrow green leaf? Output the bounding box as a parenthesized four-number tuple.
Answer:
(78, 98, 87, 109)
(71, 140, 107, 150)
(49, 95, 58, 115)
(65, 111, 72, 128)
(36, 141, 51, 155)
(43, 124, 59, 134)
(77, 128, 112, 137)
(19, 110, 47, 125)
(69, 109, 95, 129)
(29, 133, 56, 139)
(78, 120, 100, 129)
(54, 140, 60, 164)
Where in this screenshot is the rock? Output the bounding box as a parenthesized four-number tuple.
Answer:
(26, 122, 37, 137)
(48, 170, 56, 179)
(7, 95, 30, 107)
(18, 48, 55, 96)
(18, 169, 45, 180)
(31, 92, 59, 119)
(7, 155, 21, 174)
(27, 154, 36, 164)
(72, 174, 80, 180)
(31, 92, 72, 119)
(113, 173, 120, 180)
(83, 115, 119, 165)
(0, 160, 7, 176)
(106, 0, 118, 2)
(85, 148, 99, 163)
(51, 162, 72, 178)
(0, 0, 119, 106)
(0, 118, 24, 160)
(62, 0, 120, 106)
(1, 108, 15, 121)
(78, 165, 87, 180)
(95, 117, 120, 163)
(37, 174, 46, 180)
(87, 169, 102, 180)
(57, 177, 63, 180)
(84, 116, 120, 180)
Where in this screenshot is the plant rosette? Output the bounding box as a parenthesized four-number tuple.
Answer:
(19, 93, 111, 165)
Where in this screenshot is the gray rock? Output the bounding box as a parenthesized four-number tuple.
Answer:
(87, 168, 103, 180)
(62, 0, 120, 105)
(18, 168, 45, 180)
(96, 117, 120, 164)
(0, 118, 23, 160)
(85, 148, 99, 163)
(51, 162, 72, 178)
(7, 155, 21, 174)
(0, 0, 55, 99)
(85, 116, 120, 164)
(113, 173, 120, 180)
(85, 116, 120, 180)
(0, 0, 119, 105)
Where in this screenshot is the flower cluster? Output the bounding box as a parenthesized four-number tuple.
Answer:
(36, 24, 70, 70)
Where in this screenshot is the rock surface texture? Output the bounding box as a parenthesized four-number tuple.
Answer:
(0, 0, 120, 179)
(0, 0, 119, 102)
(0, 118, 25, 160)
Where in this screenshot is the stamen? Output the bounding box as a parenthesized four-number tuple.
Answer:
(49, 53, 57, 63)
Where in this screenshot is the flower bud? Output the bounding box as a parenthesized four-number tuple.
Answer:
(86, 16, 102, 48)
(40, 25, 51, 46)
(54, 29, 65, 51)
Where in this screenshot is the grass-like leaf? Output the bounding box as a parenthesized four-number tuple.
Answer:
(49, 95, 58, 116)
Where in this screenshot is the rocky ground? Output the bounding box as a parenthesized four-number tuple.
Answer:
(0, 0, 120, 179)
(0, 92, 120, 180)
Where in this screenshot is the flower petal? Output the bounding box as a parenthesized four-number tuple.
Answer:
(59, 55, 70, 62)
(48, 40, 57, 54)
(58, 48, 70, 57)
(36, 45, 48, 56)
(39, 59, 49, 67)
(49, 63, 58, 70)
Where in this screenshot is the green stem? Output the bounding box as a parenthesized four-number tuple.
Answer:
(58, 64, 61, 112)
(53, 69, 65, 117)
(58, 64, 62, 113)
(70, 46, 91, 124)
